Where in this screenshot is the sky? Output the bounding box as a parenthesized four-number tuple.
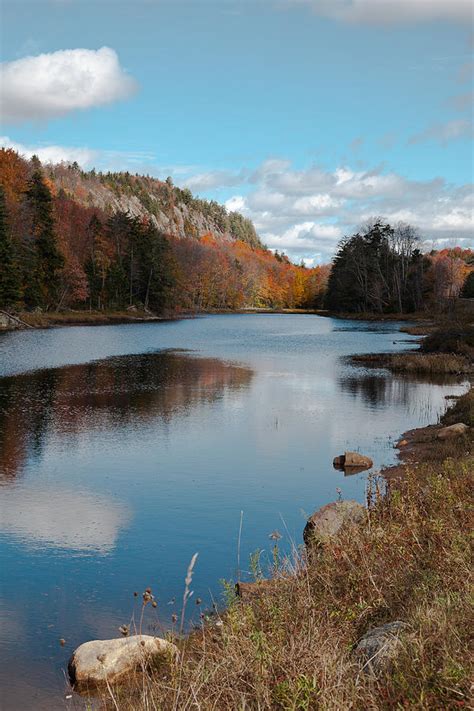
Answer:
(0, 0, 473, 264)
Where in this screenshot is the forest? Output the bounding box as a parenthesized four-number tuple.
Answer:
(0, 149, 327, 313)
(325, 221, 473, 314)
(0, 147, 471, 316)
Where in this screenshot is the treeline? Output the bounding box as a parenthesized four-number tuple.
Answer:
(326, 220, 473, 314)
(0, 149, 327, 312)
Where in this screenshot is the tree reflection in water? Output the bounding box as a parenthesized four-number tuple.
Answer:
(0, 351, 253, 480)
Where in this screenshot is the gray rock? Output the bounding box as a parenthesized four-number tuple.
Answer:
(69, 634, 178, 688)
(355, 621, 407, 675)
(303, 500, 365, 546)
(437, 423, 469, 440)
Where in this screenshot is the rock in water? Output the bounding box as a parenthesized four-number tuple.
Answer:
(344, 451, 373, 468)
(437, 423, 469, 440)
(332, 451, 373, 471)
(354, 621, 407, 675)
(69, 635, 178, 688)
(303, 500, 365, 545)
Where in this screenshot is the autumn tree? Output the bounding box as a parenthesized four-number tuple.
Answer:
(0, 185, 21, 308)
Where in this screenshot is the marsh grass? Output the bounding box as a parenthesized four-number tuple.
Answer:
(95, 400, 473, 710)
(351, 351, 472, 374)
(17, 310, 163, 328)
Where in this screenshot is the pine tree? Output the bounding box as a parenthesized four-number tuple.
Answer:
(25, 170, 64, 309)
(0, 185, 21, 308)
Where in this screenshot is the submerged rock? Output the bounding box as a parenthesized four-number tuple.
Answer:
(437, 423, 469, 440)
(303, 500, 365, 546)
(333, 451, 373, 471)
(354, 621, 407, 675)
(68, 634, 178, 688)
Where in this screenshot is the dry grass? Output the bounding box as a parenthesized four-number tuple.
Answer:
(17, 310, 165, 328)
(92, 393, 473, 711)
(442, 388, 474, 428)
(389, 352, 472, 374)
(351, 352, 472, 374)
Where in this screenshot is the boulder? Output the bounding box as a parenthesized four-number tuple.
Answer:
(303, 500, 365, 546)
(68, 635, 178, 688)
(437, 423, 469, 440)
(354, 621, 407, 675)
(333, 451, 373, 471)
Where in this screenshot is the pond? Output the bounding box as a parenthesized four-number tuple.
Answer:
(0, 314, 468, 709)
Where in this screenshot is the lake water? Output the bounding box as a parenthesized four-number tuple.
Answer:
(0, 314, 469, 709)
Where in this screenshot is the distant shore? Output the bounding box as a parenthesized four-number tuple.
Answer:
(1, 303, 471, 333)
(0, 306, 436, 332)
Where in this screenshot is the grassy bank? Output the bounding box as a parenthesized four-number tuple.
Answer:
(351, 351, 473, 374)
(92, 383, 472, 710)
(12, 309, 170, 329)
(351, 321, 474, 375)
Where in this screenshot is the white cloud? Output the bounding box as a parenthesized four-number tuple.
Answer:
(0, 135, 97, 166)
(0, 135, 158, 173)
(0, 47, 137, 124)
(183, 169, 245, 191)
(263, 221, 343, 252)
(225, 195, 246, 212)
(293, 193, 343, 213)
(289, 0, 473, 25)
(408, 118, 473, 144)
(223, 159, 473, 263)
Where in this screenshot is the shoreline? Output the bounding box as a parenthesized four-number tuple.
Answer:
(0, 306, 435, 333)
(381, 386, 472, 482)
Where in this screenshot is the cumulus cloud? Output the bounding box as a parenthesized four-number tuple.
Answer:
(289, 0, 473, 25)
(408, 118, 473, 144)
(222, 159, 473, 263)
(0, 46, 137, 124)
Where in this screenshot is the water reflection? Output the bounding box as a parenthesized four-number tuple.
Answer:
(338, 372, 467, 411)
(1, 486, 130, 553)
(0, 351, 254, 480)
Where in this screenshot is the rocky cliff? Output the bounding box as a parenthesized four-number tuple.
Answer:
(49, 163, 262, 248)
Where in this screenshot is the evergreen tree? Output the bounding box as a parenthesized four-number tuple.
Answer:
(130, 222, 175, 311)
(25, 170, 64, 309)
(461, 271, 474, 298)
(0, 185, 21, 308)
(325, 221, 422, 314)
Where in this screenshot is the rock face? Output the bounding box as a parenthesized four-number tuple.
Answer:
(68, 635, 178, 688)
(333, 451, 373, 471)
(437, 423, 469, 440)
(354, 621, 407, 675)
(303, 500, 365, 546)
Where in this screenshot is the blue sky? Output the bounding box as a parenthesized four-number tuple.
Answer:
(1, 0, 473, 262)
